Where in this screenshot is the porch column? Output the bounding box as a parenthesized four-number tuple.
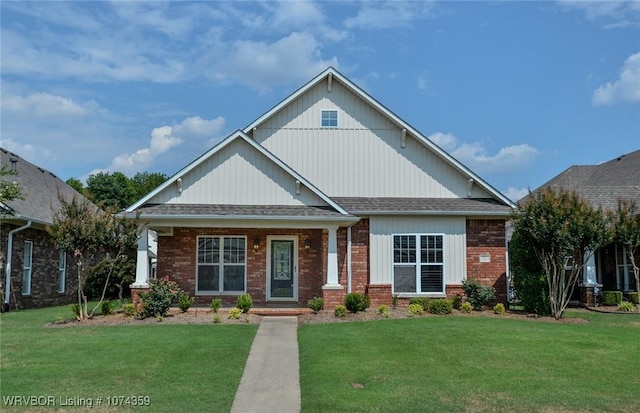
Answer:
(132, 228, 150, 288)
(324, 226, 340, 287)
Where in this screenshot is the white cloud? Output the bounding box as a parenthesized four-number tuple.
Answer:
(1, 92, 97, 117)
(593, 52, 640, 105)
(344, 1, 436, 30)
(558, 1, 640, 27)
(503, 187, 530, 203)
(427, 132, 540, 174)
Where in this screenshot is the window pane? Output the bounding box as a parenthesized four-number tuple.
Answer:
(321, 110, 338, 127)
(197, 265, 219, 291)
(198, 237, 219, 263)
(421, 235, 443, 264)
(224, 237, 245, 264)
(58, 250, 66, 293)
(420, 265, 443, 293)
(394, 235, 416, 263)
(23, 242, 32, 267)
(223, 265, 245, 291)
(394, 265, 416, 292)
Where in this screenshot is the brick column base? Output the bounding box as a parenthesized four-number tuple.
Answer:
(366, 284, 392, 307)
(322, 286, 345, 309)
(130, 287, 150, 313)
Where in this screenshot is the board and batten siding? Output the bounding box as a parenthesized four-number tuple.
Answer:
(252, 80, 490, 199)
(369, 216, 467, 287)
(148, 138, 327, 206)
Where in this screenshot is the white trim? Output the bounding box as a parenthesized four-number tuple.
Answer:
(58, 249, 66, 293)
(391, 233, 446, 295)
(266, 235, 299, 302)
(195, 235, 247, 295)
(22, 240, 33, 296)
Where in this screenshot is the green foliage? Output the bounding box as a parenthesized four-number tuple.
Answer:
(451, 294, 462, 310)
(409, 297, 431, 309)
(344, 293, 370, 313)
(629, 292, 639, 304)
(0, 166, 25, 203)
(71, 303, 80, 319)
(209, 298, 222, 313)
(462, 279, 496, 311)
(178, 294, 194, 313)
(139, 279, 184, 318)
(493, 303, 506, 315)
(334, 305, 347, 317)
(307, 297, 324, 312)
(235, 294, 253, 313)
(509, 230, 551, 315)
(84, 256, 135, 300)
(427, 299, 453, 315)
(212, 314, 222, 324)
(101, 300, 116, 315)
(65, 177, 85, 194)
(122, 303, 136, 317)
(460, 301, 473, 314)
(407, 303, 423, 316)
(602, 291, 623, 306)
(228, 307, 242, 319)
(392, 294, 399, 308)
(377, 305, 390, 318)
(617, 301, 635, 312)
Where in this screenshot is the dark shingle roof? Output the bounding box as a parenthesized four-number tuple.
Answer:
(136, 203, 352, 219)
(529, 149, 640, 211)
(1, 148, 88, 225)
(333, 197, 513, 215)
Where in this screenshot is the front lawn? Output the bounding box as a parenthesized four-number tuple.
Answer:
(298, 310, 639, 413)
(0, 305, 257, 412)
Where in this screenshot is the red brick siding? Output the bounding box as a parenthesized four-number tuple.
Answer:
(465, 219, 507, 302)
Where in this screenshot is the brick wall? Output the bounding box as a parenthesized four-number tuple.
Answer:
(465, 219, 507, 302)
(1, 224, 76, 310)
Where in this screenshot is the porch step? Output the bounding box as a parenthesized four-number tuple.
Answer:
(249, 307, 313, 316)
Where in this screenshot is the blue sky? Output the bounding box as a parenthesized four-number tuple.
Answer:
(1, 1, 639, 201)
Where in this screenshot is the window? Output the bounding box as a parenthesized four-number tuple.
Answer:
(22, 241, 33, 295)
(393, 234, 444, 294)
(321, 110, 338, 127)
(58, 250, 66, 293)
(616, 245, 634, 291)
(197, 236, 246, 293)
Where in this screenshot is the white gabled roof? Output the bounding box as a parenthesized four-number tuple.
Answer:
(126, 130, 351, 215)
(244, 67, 516, 209)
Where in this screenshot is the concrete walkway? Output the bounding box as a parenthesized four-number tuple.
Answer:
(230, 316, 300, 413)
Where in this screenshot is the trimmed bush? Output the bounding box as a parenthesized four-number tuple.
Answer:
(378, 305, 390, 318)
(628, 292, 639, 305)
(428, 299, 453, 315)
(178, 294, 194, 313)
(209, 298, 222, 313)
(236, 294, 253, 313)
(460, 301, 473, 314)
(228, 307, 242, 319)
(462, 279, 496, 311)
(344, 293, 370, 313)
(139, 279, 185, 318)
(122, 303, 136, 317)
(493, 303, 506, 315)
(618, 301, 634, 312)
(307, 297, 324, 312)
(452, 294, 462, 310)
(334, 305, 347, 318)
(407, 303, 424, 316)
(602, 291, 623, 306)
(409, 297, 430, 309)
(101, 300, 116, 315)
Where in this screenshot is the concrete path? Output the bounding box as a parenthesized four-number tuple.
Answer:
(230, 316, 300, 413)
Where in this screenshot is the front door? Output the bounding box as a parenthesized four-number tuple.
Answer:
(267, 236, 298, 301)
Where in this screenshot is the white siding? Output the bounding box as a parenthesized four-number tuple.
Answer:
(148, 139, 327, 206)
(253, 81, 493, 198)
(369, 216, 467, 286)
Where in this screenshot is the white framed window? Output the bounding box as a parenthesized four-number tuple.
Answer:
(393, 234, 444, 294)
(197, 236, 246, 294)
(616, 245, 634, 291)
(22, 241, 33, 295)
(321, 110, 338, 127)
(58, 250, 66, 293)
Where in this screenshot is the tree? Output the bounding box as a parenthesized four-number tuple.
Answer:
(130, 172, 168, 200)
(47, 194, 142, 320)
(509, 230, 550, 315)
(511, 187, 610, 319)
(86, 172, 136, 211)
(609, 199, 640, 296)
(0, 166, 25, 203)
(65, 177, 86, 195)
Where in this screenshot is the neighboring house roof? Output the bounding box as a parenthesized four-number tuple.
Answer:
(528, 149, 640, 211)
(0, 148, 86, 226)
(334, 197, 513, 216)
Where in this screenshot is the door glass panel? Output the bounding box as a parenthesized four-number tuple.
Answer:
(271, 240, 294, 298)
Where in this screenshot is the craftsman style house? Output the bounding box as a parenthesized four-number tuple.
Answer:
(1, 148, 80, 310)
(126, 68, 515, 308)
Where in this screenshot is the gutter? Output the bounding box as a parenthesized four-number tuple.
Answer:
(4, 220, 32, 308)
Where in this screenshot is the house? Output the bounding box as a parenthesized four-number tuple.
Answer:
(0, 148, 81, 310)
(525, 149, 640, 304)
(126, 67, 515, 308)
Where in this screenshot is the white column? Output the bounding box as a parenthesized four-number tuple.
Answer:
(324, 226, 340, 287)
(132, 228, 150, 288)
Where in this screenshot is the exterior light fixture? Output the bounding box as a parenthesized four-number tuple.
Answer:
(304, 238, 311, 251)
(253, 238, 260, 252)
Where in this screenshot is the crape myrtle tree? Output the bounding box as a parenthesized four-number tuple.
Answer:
(47, 194, 143, 320)
(511, 187, 610, 319)
(609, 199, 640, 296)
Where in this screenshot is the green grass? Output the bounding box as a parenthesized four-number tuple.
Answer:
(298, 310, 640, 413)
(0, 305, 257, 412)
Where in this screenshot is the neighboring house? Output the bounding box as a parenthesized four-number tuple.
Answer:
(0, 148, 83, 310)
(126, 67, 515, 308)
(524, 149, 640, 303)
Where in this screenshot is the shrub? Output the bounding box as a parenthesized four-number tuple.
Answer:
(307, 297, 324, 312)
(334, 305, 347, 317)
(71, 303, 80, 319)
(460, 301, 473, 314)
(452, 294, 462, 310)
(428, 299, 453, 315)
(209, 298, 222, 313)
(493, 303, 506, 315)
(378, 304, 390, 318)
(602, 291, 623, 306)
(212, 314, 222, 324)
(122, 303, 136, 317)
(618, 301, 635, 312)
(407, 303, 423, 316)
(462, 279, 496, 311)
(627, 292, 638, 305)
(228, 307, 242, 319)
(139, 279, 185, 318)
(409, 297, 431, 309)
(236, 294, 253, 313)
(178, 294, 194, 313)
(344, 293, 370, 313)
(509, 231, 550, 315)
(101, 300, 116, 316)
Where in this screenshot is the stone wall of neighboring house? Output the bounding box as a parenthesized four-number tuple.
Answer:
(465, 219, 508, 302)
(1, 224, 76, 310)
